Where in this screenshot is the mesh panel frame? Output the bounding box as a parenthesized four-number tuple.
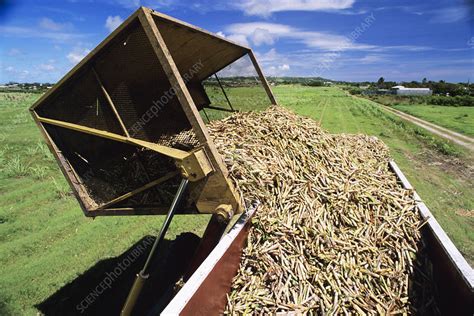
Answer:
(29, 8, 262, 216)
(34, 17, 204, 215)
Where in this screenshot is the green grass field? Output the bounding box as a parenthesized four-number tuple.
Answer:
(0, 92, 210, 314)
(392, 103, 474, 137)
(0, 86, 472, 314)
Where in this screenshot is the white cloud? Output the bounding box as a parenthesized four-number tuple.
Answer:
(3, 66, 30, 79)
(226, 34, 250, 47)
(216, 31, 226, 38)
(115, 0, 141, 9)
(374, 6, 424, 16)
(236, 0, 355, 17)
(39, 63, 56, 71)
(226, 22, 293, 36)
(225, 22, 434, 53)
(0, 25, 87, 42)
(39, 17, 71, 31)
(266, 64, 291, 76)
(359, 54, 385, 64)
(7, 48, 22, 56)
(225, 22, 374, 51)
(430, 7, 469, 23)
(217, 56, 256, 77)
(67, 47, 91, 64)
(299, 31, 375, 51)
(105, 16, 124, 32)
(371, 45, 433, 52)
(249, 28, 277, 46)
(257, 48, 281, 62)
(253, 49, 295, 76)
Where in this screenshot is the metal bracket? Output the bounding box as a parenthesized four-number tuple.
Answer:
(178, 148, 214, 181)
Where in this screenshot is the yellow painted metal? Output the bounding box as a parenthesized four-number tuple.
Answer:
(181, 149, 214, 181)
(121, 272, 149, 316)
(34, 114, 189, 160)
(96, 171, 179, 210)
(35, 114, 215, 182)
(91, 67, 131, 137)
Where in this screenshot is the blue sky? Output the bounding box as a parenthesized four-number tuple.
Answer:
(0, 0, 473, 83)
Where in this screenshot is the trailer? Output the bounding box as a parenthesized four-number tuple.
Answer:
(161, 162, 473, 315)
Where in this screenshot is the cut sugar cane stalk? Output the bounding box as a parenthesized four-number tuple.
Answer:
(205, 106, 439, 315)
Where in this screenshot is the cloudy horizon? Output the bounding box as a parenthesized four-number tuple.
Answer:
(0, 0, 473, 83)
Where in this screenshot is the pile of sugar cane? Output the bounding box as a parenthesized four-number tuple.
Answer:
(208, 106, 438, 314)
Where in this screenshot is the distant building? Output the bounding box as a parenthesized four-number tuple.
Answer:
(4, 83, 19, 90)
(391, 85, 432, 96)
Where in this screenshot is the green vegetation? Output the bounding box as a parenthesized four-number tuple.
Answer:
(203, 83, 270, 121)
(0, 86, 472, 314)
(360, 94, 474, 137)
(392, 104, 474, 137)
(366, 94, 474, 107)
(356, 77, 473, 96)
(1, 83, 54, 93)
(0, 92, 210, 315)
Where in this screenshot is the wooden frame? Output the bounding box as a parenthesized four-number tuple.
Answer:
(138, 7, 243, 215)
(29, 6, 276, 217)
(91, 67, 130, 137)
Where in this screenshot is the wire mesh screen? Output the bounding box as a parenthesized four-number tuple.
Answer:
(34, 19, 209, 214)
(93, 19, 200, 150)
(201, 54, 271, 122)
(35, 67, 125, 136)
(43, 124, 187, 210)
(155, 129, 200, 151)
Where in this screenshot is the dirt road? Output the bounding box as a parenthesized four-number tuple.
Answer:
(381, 106, 474, 151)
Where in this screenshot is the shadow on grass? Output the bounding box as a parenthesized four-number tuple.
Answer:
(0, 299, 12, 316)
(36, 233, 200, 316)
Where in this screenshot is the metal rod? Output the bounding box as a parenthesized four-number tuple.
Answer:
(97, 171, 179, 210)
(121, 178, 189, 316)
(248, 50, 277, 105)
(202, 107, 211, 123)
(214, 73, 234, 111)
(203, 105, 236, 113)
(143, 178, 188, 274)
(91, 66, 130, 137)
(34, 114, 189, 160)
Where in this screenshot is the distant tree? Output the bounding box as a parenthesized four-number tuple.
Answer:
(428, 81, 468, 96)
(422, 78, 427, 84)
(377, 77, 385, 87)
(305, 81, 324, 87)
